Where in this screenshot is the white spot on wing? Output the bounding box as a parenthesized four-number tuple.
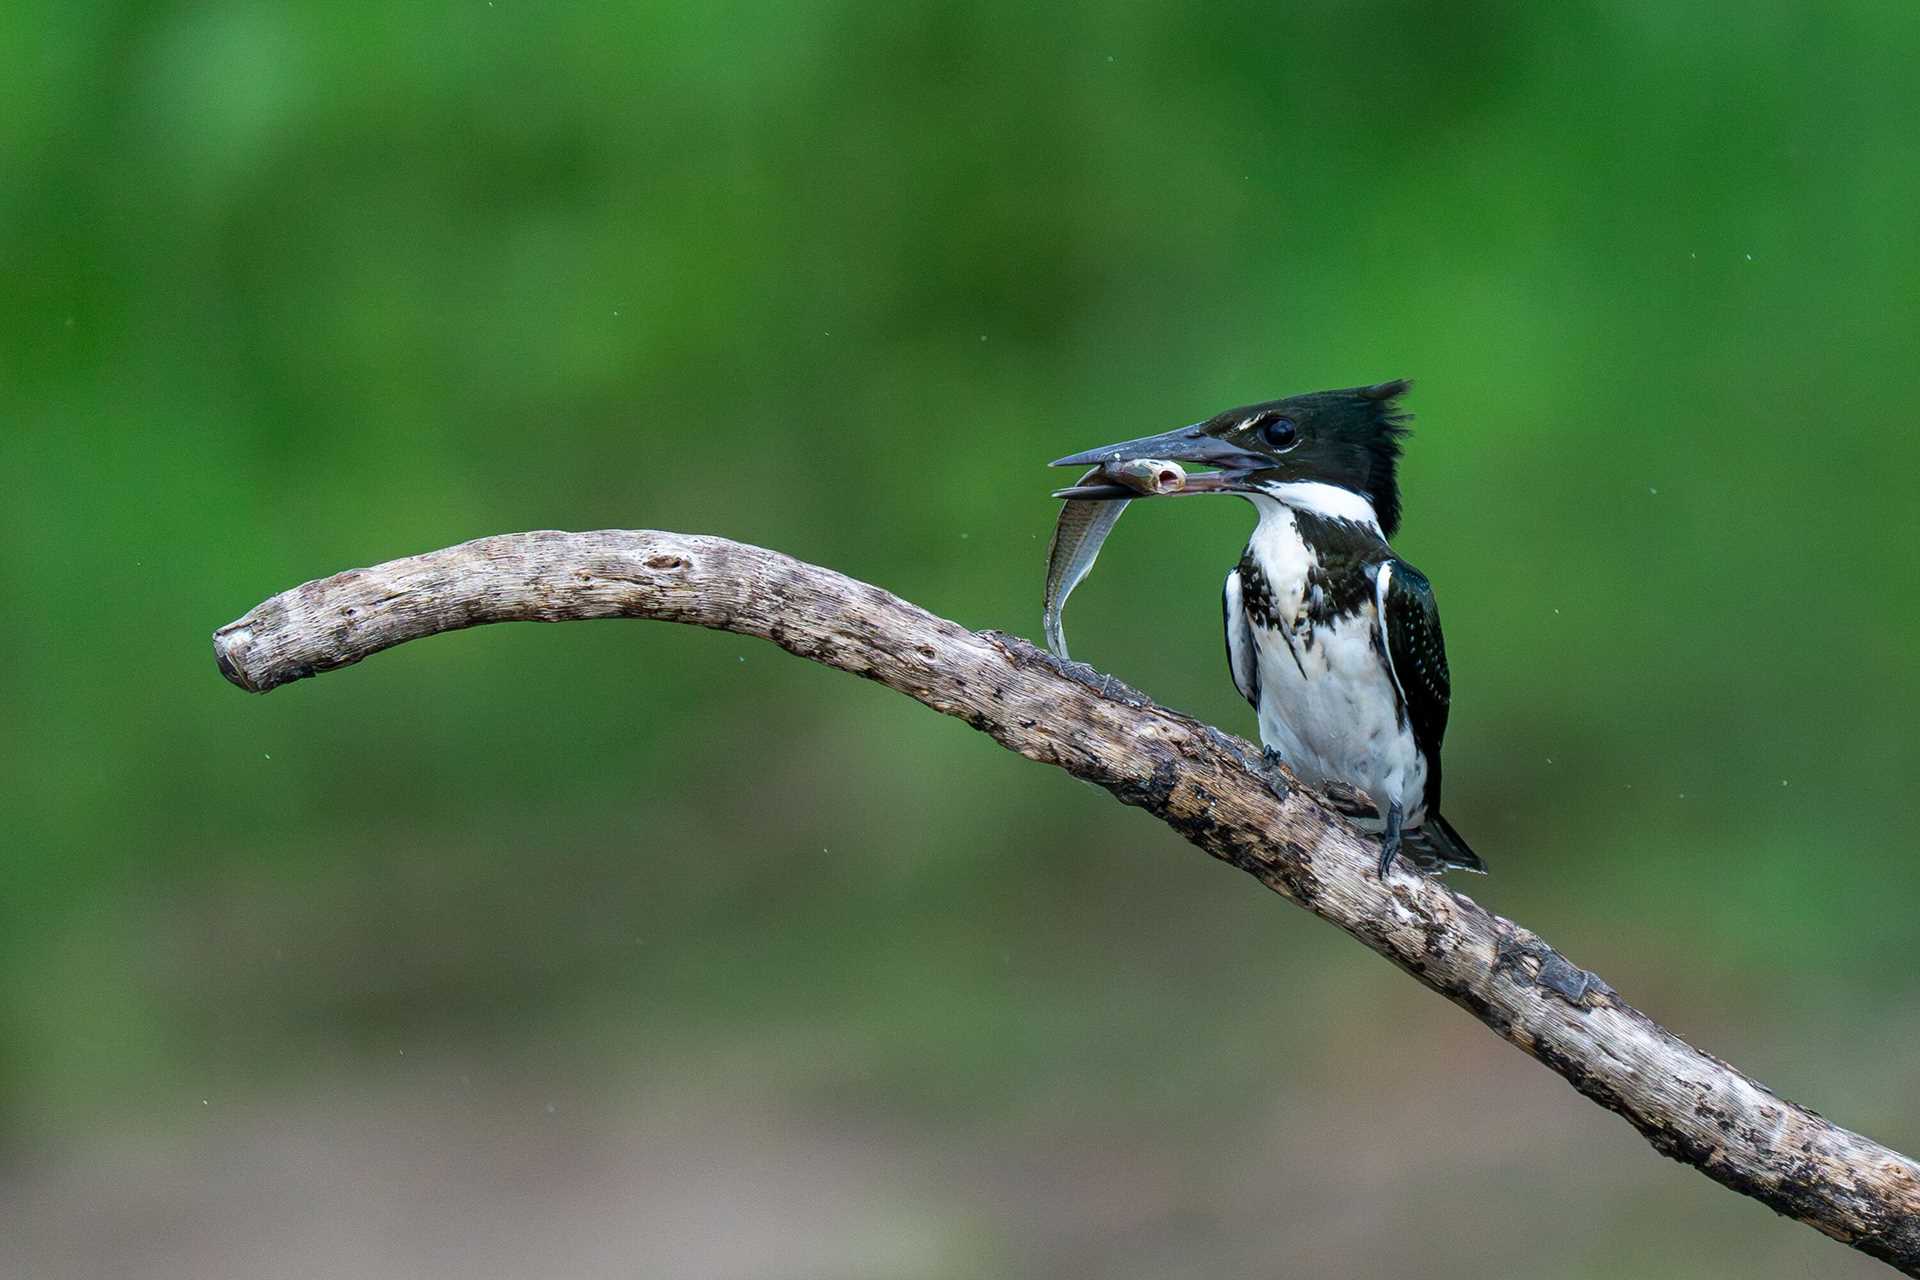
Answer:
(1374, 561, 1411, 718)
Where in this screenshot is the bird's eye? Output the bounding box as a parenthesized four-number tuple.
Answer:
(1257, 414, 1298, 450)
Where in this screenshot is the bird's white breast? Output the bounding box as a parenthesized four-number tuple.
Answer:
(1243, 497, 1426, 827)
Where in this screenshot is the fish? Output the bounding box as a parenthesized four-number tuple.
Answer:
(1042, 460, 1186, 661)
(1050, 458, 1189, 501)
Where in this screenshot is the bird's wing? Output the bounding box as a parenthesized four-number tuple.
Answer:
(1221, 569, 1259, 709)
(1373, 558, 1451, 758)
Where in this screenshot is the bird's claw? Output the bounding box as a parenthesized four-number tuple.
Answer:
(1257, 747, 1291, 803)
(1378, 799, 1405, 878)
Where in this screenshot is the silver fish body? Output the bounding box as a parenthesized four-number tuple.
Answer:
(1043, 489, 1129, 661)
(1041, 460, 1185, 660)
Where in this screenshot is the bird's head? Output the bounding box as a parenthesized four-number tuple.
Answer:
(1049, 379, 1413, 536)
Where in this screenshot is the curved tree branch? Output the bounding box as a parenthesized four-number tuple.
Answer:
(212, 528, 1920, 1272)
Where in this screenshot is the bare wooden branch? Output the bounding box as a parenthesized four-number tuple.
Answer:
(212, 528, 1920, 1272)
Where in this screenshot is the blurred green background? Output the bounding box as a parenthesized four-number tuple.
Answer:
(6, 2, 1919, 1276)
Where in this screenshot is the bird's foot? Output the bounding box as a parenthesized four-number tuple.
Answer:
(1377, 800, 1406, 878)
(1257, 747, 1292, 804)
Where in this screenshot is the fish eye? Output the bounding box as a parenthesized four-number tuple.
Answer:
(1254, 413, 1298, 450)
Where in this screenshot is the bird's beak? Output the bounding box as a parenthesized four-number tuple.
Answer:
(1049, 424, 1268, 496)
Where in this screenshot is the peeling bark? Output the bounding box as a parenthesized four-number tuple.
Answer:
(212, 529, 1920, 1272)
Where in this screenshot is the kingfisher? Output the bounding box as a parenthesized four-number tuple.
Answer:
(1049, 379, 1483, 877)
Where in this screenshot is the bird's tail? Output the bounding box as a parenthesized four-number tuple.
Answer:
(1407, 813, 1487, 875)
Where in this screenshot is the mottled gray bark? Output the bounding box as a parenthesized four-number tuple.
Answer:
(213, 528, 1920, 1272)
